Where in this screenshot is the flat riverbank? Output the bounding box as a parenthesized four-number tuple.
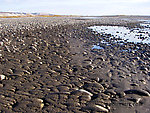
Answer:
(0, 17, 150, 113)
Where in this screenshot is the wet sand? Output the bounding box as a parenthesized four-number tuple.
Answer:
(0, 16, 150, 113)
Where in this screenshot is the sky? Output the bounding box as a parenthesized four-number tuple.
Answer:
(0, 0, 150, 16)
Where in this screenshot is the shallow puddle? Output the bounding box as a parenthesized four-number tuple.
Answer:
(92, 45, 104, 50)
(88, 22, 150, 44)
(140, 20, 150, 28)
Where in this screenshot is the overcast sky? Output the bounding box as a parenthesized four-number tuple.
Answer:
(0, 0, 150, 15)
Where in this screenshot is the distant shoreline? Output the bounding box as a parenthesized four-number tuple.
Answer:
(0, 11, 150, 19)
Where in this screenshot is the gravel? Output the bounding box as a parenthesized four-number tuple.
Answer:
(0, 16, 150, 113)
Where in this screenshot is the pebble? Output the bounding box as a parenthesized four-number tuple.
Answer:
(117, 92, 126, 98)
(83, 104, 109, 112)
(96, 57, 105, 61)
(90, 77, 100, 82)
(83, 51, 88, 56)
(100, 93, 111, 100)
(107, 72, 112, 77)
(84, 65, 94, 70)
(136, 98, 142, 104)
(119, 75, 126, 78)
(79, 95, 91, 101)
(36, 98, 44, 109)
(40, 103, 44, 109)
(51, 92, 71, 95)
(0, 75, 6, 80)
(0, 41, 3, 46)
(0, 83, 3, 88)
(78, 89, 93, 96)
(66, 102, 80, 107)
(130, 83, 139, 86)
(127, 97, 142, 104)
(124, 89, 150, 96)
(126, 74, 132, 77)
(105, 89, 116, 95)
(94, 105, 109, 112)
(139, 79, 146, 84)
(36, 98, 43, 103)
(140, 66, 148, 71)
(57, 85, 70, 92)
(83, 82, 104, 94)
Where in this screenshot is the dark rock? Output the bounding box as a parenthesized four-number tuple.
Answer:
(83, 82, 104, 94)
(105, 89, 116, 95)
(140, 66, 148, 71)
(124, 89, 150, 96)
(79, 95, 91, 101)
(83, 104, 109, 112)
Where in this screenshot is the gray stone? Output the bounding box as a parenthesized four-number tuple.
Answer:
(83, 82, 104, 94)
(78, 89, 93, 96)
(0, 84, 3, 88)
(124, 89, 150, 96)
(79, 95, 91, 101)
(83, 104, 109, 112)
